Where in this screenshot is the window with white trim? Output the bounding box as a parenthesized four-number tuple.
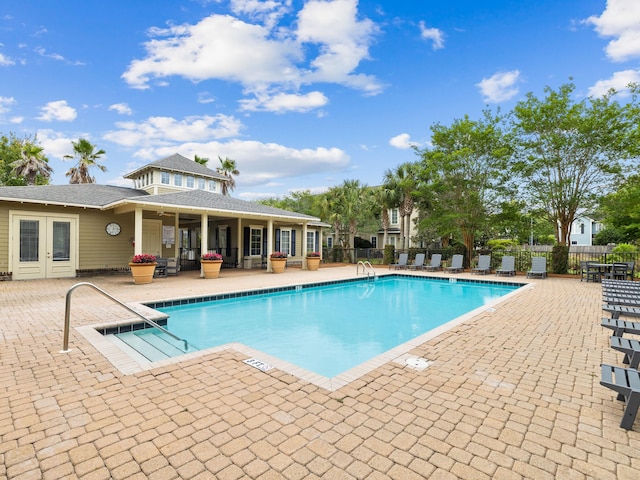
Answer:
(281, 229, 291, 255)
(187, 176, 194, 188)
(161, 172, 170, 185)
(370, 236, 377, 248)
(306, 231, 316, 253)
(327, 237, 333, 248)
(198, 178, 205, 190)
(391, 209, 398, 224)
(250, 228, 262, 256)
(208, 180, 216, 192)
(174, 174, 182, 187)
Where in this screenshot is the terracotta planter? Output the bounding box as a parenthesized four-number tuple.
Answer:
(270, 258, 287, 273)
(201, 259, 223, 279)
(306, 257, 321, 271)
(129, 262, 157, 285)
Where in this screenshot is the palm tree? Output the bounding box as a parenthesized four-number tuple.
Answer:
(64, 138, 106, 184)
(194, 154, 209, 166)
(383, 162, 418, 250)
(10, 141, 53, 185)
(216, 156, 239, 195)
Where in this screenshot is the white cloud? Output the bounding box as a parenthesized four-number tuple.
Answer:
(37, 100, 77, 121)
(588, 69, 640, 97)
(239, 90, 328, 112)
(34, 46, 65, 61)
(35, 129, 76, 159)
(419, 21, 444, 50)
(10, 116, 23, 124)
(103, 114, 244, 147)
(122, 0, 382, 110)
(0, 96, 16, 114)
(0, 52, 15, 66)
(389, 133, 414, 149)
(108, 103, 133, 115)
(476, 70, 521, 103)
(139, 139, 350, 187)
(586, 0, 640, 62)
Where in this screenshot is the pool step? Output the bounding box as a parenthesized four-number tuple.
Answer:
(115, 329, 191, 362)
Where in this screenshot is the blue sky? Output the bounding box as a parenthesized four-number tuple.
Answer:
(1, 0, 639, 200)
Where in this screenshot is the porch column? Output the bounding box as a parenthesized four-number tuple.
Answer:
(134, 207, 143, 255)
(173, 214, 179, 257)
(267, 219, 274, 273)
(236, 221, 242, 269)
(319, 229, 323, 259)
(302, 222, 308, 270)
(200, 213, 209, 278)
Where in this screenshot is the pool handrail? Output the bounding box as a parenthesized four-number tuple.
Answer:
(357, 260, 376, 278)
(62, 281, 189, 353)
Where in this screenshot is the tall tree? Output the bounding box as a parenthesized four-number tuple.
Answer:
(383, 162, 418, 250)
(415, 111, 512, 264)
(374, 185, 399, 248)
(10, 141, 53, 185)
(64, 138, 106, 184)
(194, 154, 209, 166)
(216, 156, 239, 195)
(511, 82, 640, 246)
(599, 173, 640, 243)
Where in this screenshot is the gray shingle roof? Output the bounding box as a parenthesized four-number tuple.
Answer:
(0, 184, 319, 221)
(123, 153, 227, 181)
(123, 189, 319, 220)
(0, 184, 149, 208)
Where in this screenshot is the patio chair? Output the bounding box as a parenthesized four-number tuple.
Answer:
(154, 258, 168, 278)
(409, 253, 426, 271)
(580, 261, 600, 282)
(602, 317, 640, 336)
(527, 257, 547, 279)
(389, 253, 409, 270)
(626, 262, 635, 281)
(605, 263, 628, 281)
(471, 255, 491, 275)
(166, 257, 180, 276)
(600, 364, 640, 430)
(423, 254, 442, 272)
(444, 254, 464, 273)
(496, 256, 516, 277)
(603, 304, 640, 320)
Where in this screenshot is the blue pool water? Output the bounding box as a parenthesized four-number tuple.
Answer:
(158, 276, 520, 378)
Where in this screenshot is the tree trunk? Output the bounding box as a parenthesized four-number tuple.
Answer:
(461, 228, 474, 269)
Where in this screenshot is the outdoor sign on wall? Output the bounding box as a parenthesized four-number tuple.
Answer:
(162, 226, 175, 247)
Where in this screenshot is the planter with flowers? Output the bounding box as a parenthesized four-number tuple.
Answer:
(306, 252, 321, 271)
(270, 252, 287, 273)
(129, 254, 157, 284)
(201, 252, 223, 279)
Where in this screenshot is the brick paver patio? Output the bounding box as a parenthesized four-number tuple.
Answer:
(1, 266, 639, 479)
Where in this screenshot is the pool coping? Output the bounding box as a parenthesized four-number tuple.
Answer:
(76, 273, 533, 391)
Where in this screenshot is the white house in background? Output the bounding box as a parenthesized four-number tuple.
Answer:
(569, 215, 603, 246)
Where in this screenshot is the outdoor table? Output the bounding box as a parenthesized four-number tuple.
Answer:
(589, 263, 613, 282)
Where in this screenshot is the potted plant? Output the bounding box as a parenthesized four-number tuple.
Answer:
(306, 251, 321, 271)
(129, 254, 157, 284)
(201, 252, 223, 279)
(270, 252, 287, 273)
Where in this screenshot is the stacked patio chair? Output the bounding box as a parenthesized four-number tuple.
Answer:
(600, 279, 640, 430)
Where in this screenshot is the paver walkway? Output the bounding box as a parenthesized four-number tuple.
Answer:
(1, 266, 639, 479)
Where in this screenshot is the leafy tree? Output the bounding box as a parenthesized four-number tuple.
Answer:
(598, 173, 640, 243)
(593, 226, 627, 246)
(216, 156, 239, 195)
(10, 141, 53, 185)
(414, 111, 512, 266)
(372, 185, 399, 247)
(194, 154, 209, 166)
(511, 82, 640, 246)
(259, 190, 323, 218)
(383, 162, 418, 250)
(64, 138, 106, 184)
(1, 133, 52, 186)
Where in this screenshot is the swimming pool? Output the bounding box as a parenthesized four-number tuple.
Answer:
(153, 275, 522, 379)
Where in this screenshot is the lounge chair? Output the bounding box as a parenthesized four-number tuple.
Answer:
(444, 254, 464, 273)
(496, 256, 516, 277)
(600, 364, 640, 430)
(390, 253, 408, 270)
(527, 257, 547, 279)
(424, 254, 442, 272)
(471, 255, 491, 275)
(409, 253, 426, 271)
(610, 336, 640, 369)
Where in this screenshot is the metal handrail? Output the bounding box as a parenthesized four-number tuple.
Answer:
(357, 261, 376, 278)
(62, 282, 188, 352)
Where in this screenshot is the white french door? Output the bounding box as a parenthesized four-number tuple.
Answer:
(10, 212, 78, 280)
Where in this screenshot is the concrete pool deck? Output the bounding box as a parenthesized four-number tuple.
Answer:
(1, 265, 639, 479)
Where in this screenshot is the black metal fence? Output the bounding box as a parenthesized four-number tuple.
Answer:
(321, 247, 640, 277)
